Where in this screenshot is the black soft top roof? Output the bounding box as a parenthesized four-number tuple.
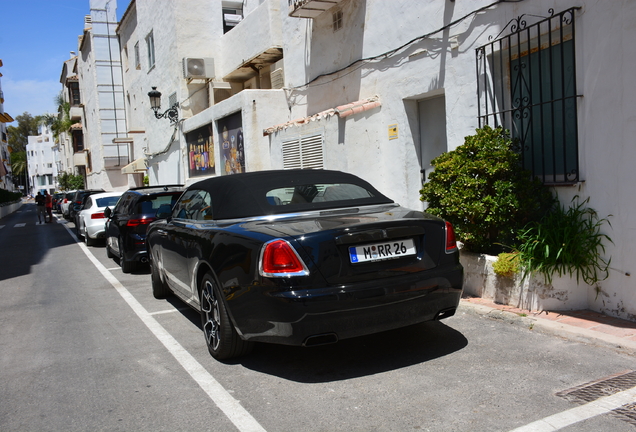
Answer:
(188, 169, 394, 220)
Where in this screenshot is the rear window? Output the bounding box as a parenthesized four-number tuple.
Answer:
(95, 196, 121, 208)
(134, 193, 181, 214)
(266, 183, 375, 206)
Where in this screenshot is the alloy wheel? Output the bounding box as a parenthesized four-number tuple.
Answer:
(201, 279, 221, 352)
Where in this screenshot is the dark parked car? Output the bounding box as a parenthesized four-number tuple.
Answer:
(104, 185, 184, 273)
(52, 192, 65, 213)
(68, 189, 105, 222)
(146, 169, 463, 360)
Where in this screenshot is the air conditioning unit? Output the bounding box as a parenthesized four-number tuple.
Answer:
(183, 58, 215, 80)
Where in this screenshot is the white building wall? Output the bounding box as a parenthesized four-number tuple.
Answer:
(115, 0, 635, 320)
(270, 0, 635, 320)
(77, 0, 128, 191)
(118, 0, 220, 186)
(26, 125, 58, 195)
(56, 57, 77, 179)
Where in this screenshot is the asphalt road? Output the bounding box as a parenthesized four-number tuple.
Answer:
(1, 203, 635, 432)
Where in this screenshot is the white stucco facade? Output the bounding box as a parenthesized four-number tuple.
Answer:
(26, 124, 58, 195)
(76, 0, 129, 191)
(112, 0, 635, 321)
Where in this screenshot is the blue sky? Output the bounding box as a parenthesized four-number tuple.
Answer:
(1, 0, 130, 119)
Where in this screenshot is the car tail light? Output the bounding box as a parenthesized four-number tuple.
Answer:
(445, 221, 458, 254)
(126, 217, 157, 227)
(63, 198, 68, 203)
(260, 239, 309, 277)
(91, 212, 105, 219)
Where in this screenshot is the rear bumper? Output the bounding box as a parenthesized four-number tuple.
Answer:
(229, 264, 463, 346)
(123, 234, 148, 263)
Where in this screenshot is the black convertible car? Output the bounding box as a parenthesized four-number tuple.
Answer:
(146, 169, 463, 360)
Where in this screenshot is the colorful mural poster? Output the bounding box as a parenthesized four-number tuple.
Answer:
(217, 111, 245, 175)
(186, 123, 215, 178)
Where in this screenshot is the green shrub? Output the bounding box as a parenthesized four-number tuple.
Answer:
(518, 196, 612, 285)
(493, 252, 520, 278)
(0, 188, 22, 205)
(57, 172, 85, 190)
(420, 126, 554, 254)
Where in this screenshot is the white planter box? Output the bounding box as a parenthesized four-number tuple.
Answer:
(460, 251, 590, 311)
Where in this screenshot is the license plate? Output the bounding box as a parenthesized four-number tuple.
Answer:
(349, 239, 416, 263)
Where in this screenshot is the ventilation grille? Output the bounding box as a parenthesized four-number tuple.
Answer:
(282, 134, 324, 170)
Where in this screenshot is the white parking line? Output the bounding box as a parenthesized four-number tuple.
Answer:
(15, 223, 26, 227)
(509, 386, 636, 432)
(63, 224, 267, 432)
(149, 308, 190, 316)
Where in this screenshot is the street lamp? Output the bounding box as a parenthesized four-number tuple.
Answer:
(148, 87, 179, 125)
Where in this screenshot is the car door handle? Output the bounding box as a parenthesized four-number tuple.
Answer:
(156, 229, 168, 236)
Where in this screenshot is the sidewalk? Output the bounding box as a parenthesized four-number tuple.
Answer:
(459, 295, 636, 355)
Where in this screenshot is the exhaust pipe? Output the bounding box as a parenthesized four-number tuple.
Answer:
(140, 256, 149, 264)
(303, 333, 338, 347)
(434, 307, 457, 321)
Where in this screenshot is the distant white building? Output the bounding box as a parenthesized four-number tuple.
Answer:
(27, 124, 58, 195)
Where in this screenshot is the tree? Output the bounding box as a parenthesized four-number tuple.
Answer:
(57, 172, 84, 191)
(10, 151, 27, 177)
(42, 92, 73, 142)
(7, 112, 42, 153)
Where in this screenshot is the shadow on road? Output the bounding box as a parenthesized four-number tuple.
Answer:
(0, 204, 76, 282)
(238, 320, 467, 383)
(161, 292, 467, 383)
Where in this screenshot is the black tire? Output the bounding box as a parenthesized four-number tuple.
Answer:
(119, 237, 135, 273)
(84, 228, 96, 246)
(150, 256, 170, 299)
(106, 241, 116, 259)
(200, 273, 253, 360)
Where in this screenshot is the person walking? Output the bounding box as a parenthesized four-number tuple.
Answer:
(44, 191, 53, 223)
(35, 192, 46, 224)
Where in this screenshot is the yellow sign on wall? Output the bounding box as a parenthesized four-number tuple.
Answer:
(388, 124, 398, 140)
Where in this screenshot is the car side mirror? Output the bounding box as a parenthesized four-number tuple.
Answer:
(156, 204, 173, 220)
(104, 207, 112, 218)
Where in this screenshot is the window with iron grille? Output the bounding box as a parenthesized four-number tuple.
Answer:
(476, 7, 581, 185)
(282, 134, 324, 170)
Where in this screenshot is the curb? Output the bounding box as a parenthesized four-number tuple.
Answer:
(458, 300, 636, 356)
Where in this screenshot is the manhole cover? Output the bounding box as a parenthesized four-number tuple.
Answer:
(557, 370, 636, 426)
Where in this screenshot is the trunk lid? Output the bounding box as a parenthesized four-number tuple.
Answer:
(246, 204, 447, 285)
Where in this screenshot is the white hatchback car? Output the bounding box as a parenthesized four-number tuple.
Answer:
(76, 191, 123, 246)
(61, 190, 76, 219)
